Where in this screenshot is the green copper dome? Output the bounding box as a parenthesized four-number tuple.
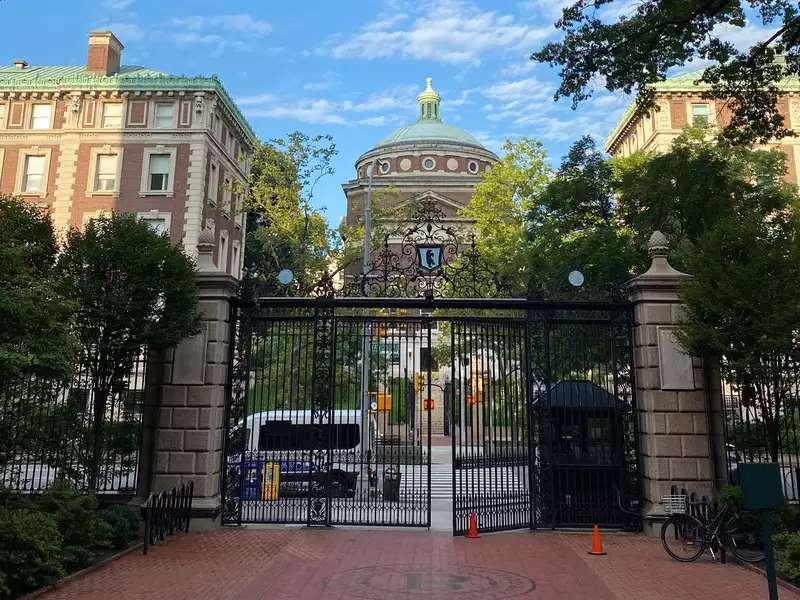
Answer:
(374, 78, 485, 149)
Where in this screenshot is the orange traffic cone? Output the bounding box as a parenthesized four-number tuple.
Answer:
(588, 524, 606, 556)
(466, 513, 480, 538)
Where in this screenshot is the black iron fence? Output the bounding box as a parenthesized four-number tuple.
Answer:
(141, 481, 194, 554)
(720, 360, 800, 501)
(0, 350, 148, 494)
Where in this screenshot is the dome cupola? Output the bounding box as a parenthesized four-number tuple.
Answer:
(417, 77, 441, 121)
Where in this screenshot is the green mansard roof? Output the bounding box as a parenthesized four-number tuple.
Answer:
(0, 64, 256, 142)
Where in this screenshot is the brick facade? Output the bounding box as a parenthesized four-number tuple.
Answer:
(0, 30, 254, 277)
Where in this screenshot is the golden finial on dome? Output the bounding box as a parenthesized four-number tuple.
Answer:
(417, 77, 441, 121)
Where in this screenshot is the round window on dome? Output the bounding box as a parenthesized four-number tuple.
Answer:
(379, 161, 391, 174)
(467, 160, 479, 174)
(422, 157, 436, 171)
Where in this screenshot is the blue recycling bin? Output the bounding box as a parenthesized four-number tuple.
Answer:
(241, 459, 264, 500)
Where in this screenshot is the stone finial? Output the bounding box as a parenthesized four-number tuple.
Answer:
(647, 230, 670, 258)
(196, 218, 217, 272)
(637, 230, 688, 279)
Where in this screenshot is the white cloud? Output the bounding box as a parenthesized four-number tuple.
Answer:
(102, 0, 135, 9)
(329, 0, 553, 65)
(102, 22, 146, 42)
(172, 14, 272, 37)
(237, 86, 419, 126)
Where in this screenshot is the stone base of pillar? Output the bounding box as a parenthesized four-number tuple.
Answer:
(188, 495, 222, 531)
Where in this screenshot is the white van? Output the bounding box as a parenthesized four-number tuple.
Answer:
(237, 410, 363, 498)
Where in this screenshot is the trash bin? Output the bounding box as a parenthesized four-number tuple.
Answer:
(383, 467, 401, 502)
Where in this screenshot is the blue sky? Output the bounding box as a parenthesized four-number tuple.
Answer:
(1, 0, 771, 226)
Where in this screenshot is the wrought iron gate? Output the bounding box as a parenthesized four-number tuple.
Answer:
(222, 304, 433, 527)
(221, 200, 640, 533)
(451, 307, 637, 535)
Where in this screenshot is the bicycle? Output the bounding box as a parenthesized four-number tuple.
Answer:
(660, 493, 765, 563)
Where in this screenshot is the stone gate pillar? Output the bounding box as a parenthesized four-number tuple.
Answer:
(627, 232, 722, 534)
(147, 228, 237, 529)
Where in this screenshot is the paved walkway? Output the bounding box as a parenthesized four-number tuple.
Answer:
(39, 528, 797, 600)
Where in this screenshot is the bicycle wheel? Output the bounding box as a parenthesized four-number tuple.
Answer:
(661, 514, 706, 562)
(724, 509, 765, 563)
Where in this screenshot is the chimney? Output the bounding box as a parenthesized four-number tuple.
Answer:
(86, 31, 123, 76)
(13, 59, 28, 70)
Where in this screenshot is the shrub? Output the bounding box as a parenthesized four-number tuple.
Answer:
(0, 508, 64, 599)
(775, 532, 800, 586)
(100, 504, 140, 550)
(31, 485, 112, 570)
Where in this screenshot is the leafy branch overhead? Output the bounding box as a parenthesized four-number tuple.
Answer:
(533, 0, 800, 144)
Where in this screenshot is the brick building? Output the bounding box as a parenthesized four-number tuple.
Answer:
(604, 67, 800, 187)
(0, 30, 256, 276)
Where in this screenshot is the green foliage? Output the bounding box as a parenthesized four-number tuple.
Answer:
(462, 137, 551, 296)
(31, 486, 112, 570)
(0, 508, 64, 599)
(99, 504, 140, 550)
(244, 133, 338, 297)
(56, 213, 199, 489)
(533, 1, 800, 144)
(775, 532, 800, 585)
(614, 128, 798, 270)
(0, 194, 76, 382)
(678, 209, 800, 462)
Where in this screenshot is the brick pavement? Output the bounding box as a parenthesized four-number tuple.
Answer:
(38, 527, 799, 600)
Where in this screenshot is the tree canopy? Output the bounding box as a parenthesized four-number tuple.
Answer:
(0, 195, 75, 382)
(243, 132, 338, 297)
(533, 1, 800, 144)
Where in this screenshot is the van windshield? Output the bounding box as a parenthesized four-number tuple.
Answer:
(258, 421, 360, 451)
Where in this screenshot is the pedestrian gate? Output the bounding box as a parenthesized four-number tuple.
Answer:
(222, 201, 639, 534)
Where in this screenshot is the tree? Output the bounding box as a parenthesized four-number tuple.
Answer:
(533, 1, 800, 144)
(461, 137, 551, 296)
(527, 136, 638, 299)
(57, 214, 200, 490)
(678, 209, 800, 463)
(614, 127, 798, 269)
(243, 133, 338, 297)
(0, 195, 75, 382)
(0, 196, 76, 474)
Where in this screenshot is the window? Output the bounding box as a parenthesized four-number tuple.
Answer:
(0, 104, 6, 128)
(154, 103, 175, 128)
(30, 104, 51, 129)
(467, 160, 479, 174)
(379, 161, 390, 174)
(101, 103, 123, 128)
(208, 162, 218, 204)
(422, 157, 435, 171)
(23, 155, 45, 193)
(223, 177, 232, 214)
(140, 215, 169, 235)
(94, 154, 118, 192)
(219, 231, 229, 270)
(147, 154, 171, 192)
(691, 103, 710, 126)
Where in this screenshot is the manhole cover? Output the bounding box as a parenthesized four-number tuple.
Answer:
(326, 564, 535, 599)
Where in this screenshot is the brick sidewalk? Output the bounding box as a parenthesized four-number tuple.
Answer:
(38, 527, 798, 600)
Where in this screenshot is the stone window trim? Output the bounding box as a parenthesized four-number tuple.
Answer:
(86, 146, 125, 196)
(207, 155, 219, 206)
(8, 101, 25, 127)
(222, 177, 232, 219)
(422, 157, 436, 171)
(137, 209, 172, 235)
(127, 100, 148, 126)
(139, 146, 178, 197)
(179, 100, 192, 127)
(13, 147, 52, 197)
(231, 240, 242, 278)
(29, 101, 56, 130)
(100, 101, 125, 129)
(686, 100, 715, 126)
(151, 100, 178, 129)
(218, 229, 229, 271)
(0, 149, 4, 181)
(0, 103, 7, 129)
(467, 160, 479, 174)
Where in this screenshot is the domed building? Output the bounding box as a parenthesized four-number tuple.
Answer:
(342, 78, 498, 232)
